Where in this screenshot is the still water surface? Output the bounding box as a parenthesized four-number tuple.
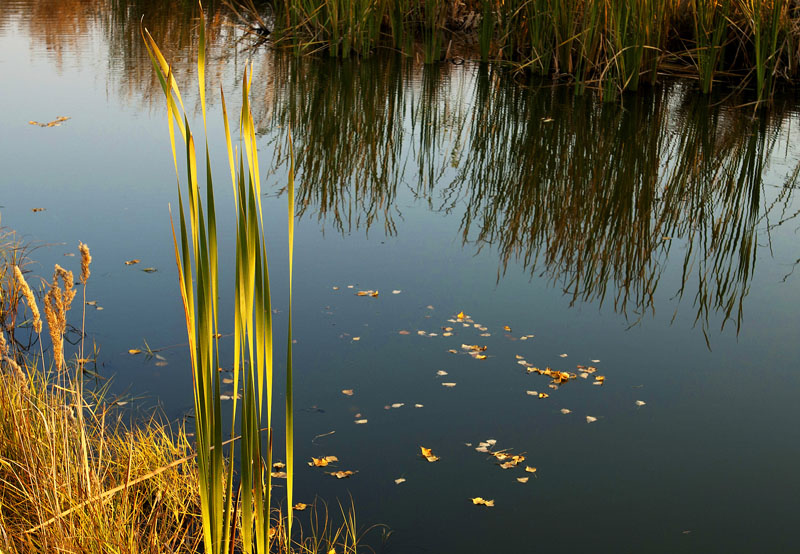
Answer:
(2, 2, 800, 552)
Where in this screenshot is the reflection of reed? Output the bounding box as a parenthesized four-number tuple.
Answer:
(0, 0, 240, 110)
(265, 56, 799, 338)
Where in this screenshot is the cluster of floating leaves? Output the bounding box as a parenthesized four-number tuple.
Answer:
(28, 116, 70, 127)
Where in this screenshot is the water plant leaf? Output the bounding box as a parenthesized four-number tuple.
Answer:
(420, 446, 439, 462)
(308, 456, 338, 467)
(328, 470, 355, 479)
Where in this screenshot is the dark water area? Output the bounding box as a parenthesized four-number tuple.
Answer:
(2, 2, 800, 552)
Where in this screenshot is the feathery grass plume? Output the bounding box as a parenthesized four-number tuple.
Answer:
(0, 327, 8, 358)
(78, 242, 91, 285)
(14, 265, 42, 334)
(43, 265, 75, 371)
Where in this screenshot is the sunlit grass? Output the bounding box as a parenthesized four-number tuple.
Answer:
(143, 2, 296, 551)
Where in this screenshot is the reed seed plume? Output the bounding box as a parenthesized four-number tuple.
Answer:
(14, 265, 42, 334)
(43, 265, 75, 371)
(0, 327, 8, 358)
(78, 242, 91, 285)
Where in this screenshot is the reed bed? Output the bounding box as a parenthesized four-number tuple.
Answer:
(256, 0, 800, 101)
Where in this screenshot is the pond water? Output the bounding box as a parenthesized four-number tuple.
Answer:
(2, 1, 800, 552)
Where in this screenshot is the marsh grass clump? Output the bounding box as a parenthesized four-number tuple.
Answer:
(249, 0, 800, 102)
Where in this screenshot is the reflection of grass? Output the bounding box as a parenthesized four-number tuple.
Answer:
(264, 53, 800, 342)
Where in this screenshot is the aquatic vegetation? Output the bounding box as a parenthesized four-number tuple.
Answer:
(143, 2, 299, 550)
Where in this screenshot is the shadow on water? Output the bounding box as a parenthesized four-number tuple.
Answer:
(260, 57, 800, 344)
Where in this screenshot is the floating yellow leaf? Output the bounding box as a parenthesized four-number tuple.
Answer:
(128, 349, 142, 355)
(273, 462, 286, 469)
(398, 330, 410, 335)
(470, 497, 495, 507)
(141, 267, 157, 273)
(472, 354, 487, 360)
(415, 403, 424, 408)
(328, 470, 355, 479)
(352, 337, 360, 341)
(538, 393, 549, 399)
(391, 403, 404, 408)
(503, 325, 512, 332)
(392, 290, 402, 294)
(341, 389, 354, 396)
(308, 455, 339, 467)
(354, 419, 368, 424)
(124, 259, 140, 265)
(594, 375, 605, 382)
(560, 408, 571, 414)
(559, 353, 568, 358)
(420, 446, 439, 462)
(441, 382, 456, 388)
(447, 349, 458, 354)
(525, 466, 537, 473)
(586, 416, 597, 423)
(456, 311, 465, 319)
(294, 502, 309, 511)
(271, 471, 287, 479)
(394, 478, 406, 484)
(635, 400, 646, 407)
(517, 477, 529, 483)
(356, 290, 379, 297)
(526, 390, 537, 396)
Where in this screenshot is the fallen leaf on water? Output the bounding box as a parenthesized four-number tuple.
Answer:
(142, 267, 157, 273)
(124, 259, 140, 265)
(475, 446, 489, 453)
(356, 290, 378, 297)
(485, 439, 497, 446)
(579, 373, 589, 379)
(559, 353, 568, 358)
(332, 286, 339, 290)
(472, 354, 487, 360)
(426, 305, 434, 310)
(503, 325, 512, 332)
(417, 330, 427, 336)
(155, 361, 168, 367)
(420, 446, 439, 462)
(538, 393, 549, 399)
(525, 466, 537, 473)
(470, 497, 494, 507)
(526, 390, 538, 396)
(635, 400, 646, 407)
(273, 462, 286, 469)
(443, 332, 453, 337)
(520, 336, 528, 341)
(294, 503, 309, 511)
(31, 207, 46, 213)
(428, 333, 438, 337)
(352, 337, 360, 341)
(515, 355, 524, 359)
(271, 472, 287, 479)
(517, 477, 529, 483)
(128, 349, 142, 355)
(354, 419, 368, 424)
(394, 478, 406, 485)
(347, 285, 354, 289)
(308, 455, 339, 467)
(341, 389, 354, 396)
(415, 404, 423, 408)
(586, 416, 597, 423)
(456, 311, 465, 319)
(391, 403, 404, 408)
(480, 333, 491, 337)
(594, 375, 605, 382)
(392, 289, 401, 294)
(591, 359, 600, 363)
(398, 330, 410, 335)
(447, 349, 458, 354)
(560, 408, 571, 414)
(86, 301, 97, 307)
(328, 470, 355, 479)
(441, 382, 456, 388)
(541, 117, 554, 123)
(436, 370, 448, 376)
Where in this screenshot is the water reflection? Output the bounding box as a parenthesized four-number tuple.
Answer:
(261, 58, 800, 340)
(2, 0, 798, 339)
